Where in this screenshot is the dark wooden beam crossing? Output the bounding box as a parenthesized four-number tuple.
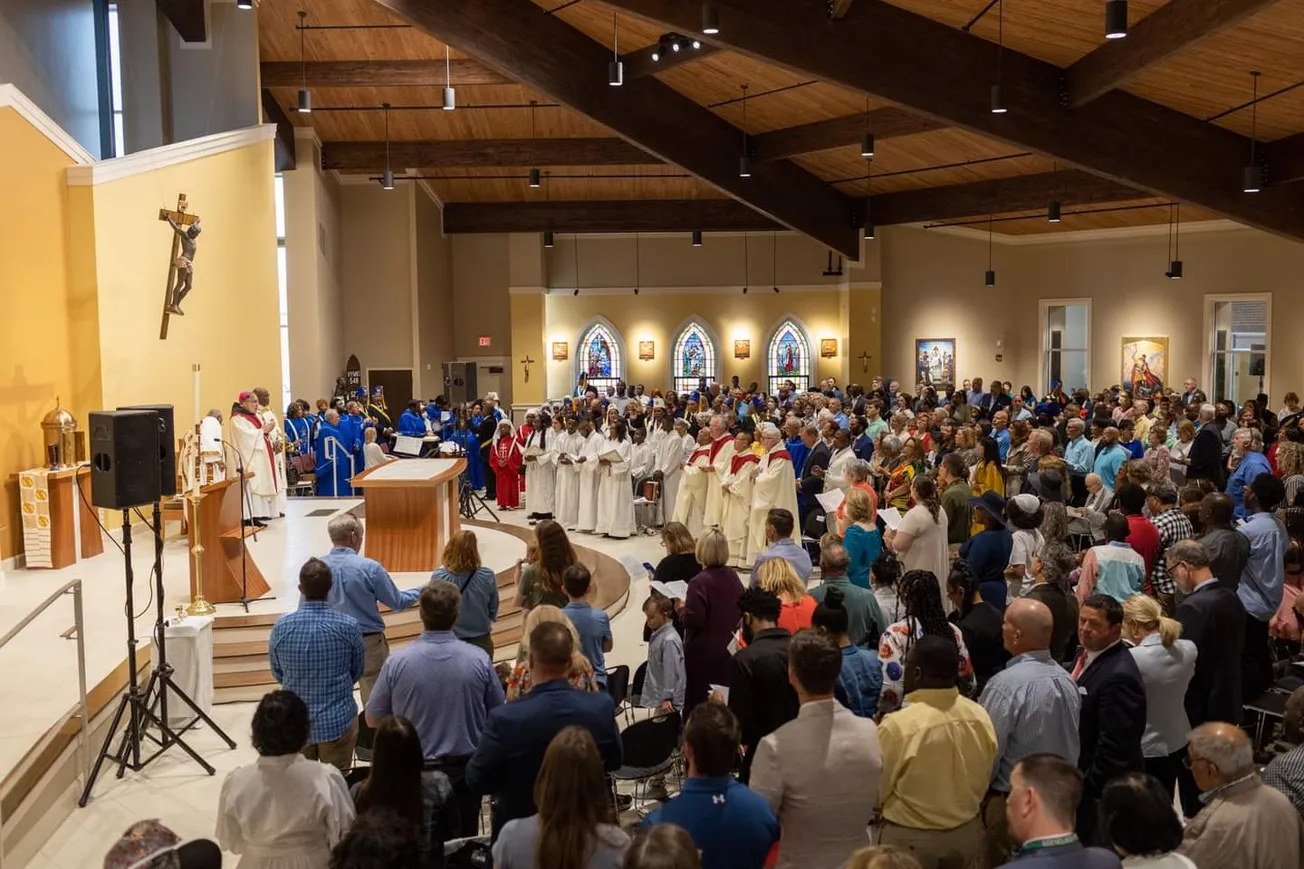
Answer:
(870, 170, 1139, 225)
(156, 0, 206, 43)
(602, 0, 1304, 242)
(323, 138, 661, 170)
(1269, 132, 1304, 185)
(374, 0, 860, 257)
(260, 59, 513, 88)
(751, 106, 945, 161)
(624, 42, 719, 80)
(261, 89, 297, 172)
(1066, 0, 1282, 106)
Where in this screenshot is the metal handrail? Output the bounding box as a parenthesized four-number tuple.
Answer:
(0, 579, 89, 869)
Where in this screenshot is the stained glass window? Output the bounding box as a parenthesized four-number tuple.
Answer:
(672, 322, 716, 395)
(577, 322, 622, 393)
(767, 320, 810, 394)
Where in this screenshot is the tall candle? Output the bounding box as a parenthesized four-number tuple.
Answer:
(192, 363, 201, 426)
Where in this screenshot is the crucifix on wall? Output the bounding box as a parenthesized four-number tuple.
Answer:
(520, 355, 536, 383)
(157, 193, 202, 340)
(857, 351, 872, 373)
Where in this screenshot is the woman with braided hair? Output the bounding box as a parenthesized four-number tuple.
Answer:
(876, 569, 975, 715)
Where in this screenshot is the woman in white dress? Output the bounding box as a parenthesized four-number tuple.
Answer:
(216, 691, 355, 869)
(361, 427, 394, 470)
(884, 475, 951, 613)
(575, 420, 604, 533)
(594, 418, 636, 539)
(524, 414, 560, 522)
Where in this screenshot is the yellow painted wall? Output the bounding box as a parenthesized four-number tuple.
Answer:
(79, 139, 282, 424)
(544, 290, 849, 397)
(0, 107, 82, 557)
(512, 292, 547, 406)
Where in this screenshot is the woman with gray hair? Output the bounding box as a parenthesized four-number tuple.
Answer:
(832, 458, 876, 536)
(1226, 426, 1271, 519)
(869, 434, 902, 491)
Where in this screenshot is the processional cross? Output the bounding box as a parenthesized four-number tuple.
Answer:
(520, 356, 536, 383)
(158, 193, 201, 340)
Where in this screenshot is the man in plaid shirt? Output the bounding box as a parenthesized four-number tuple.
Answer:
(269, 557, 365, 769)
(1146, 481, 1195, 615)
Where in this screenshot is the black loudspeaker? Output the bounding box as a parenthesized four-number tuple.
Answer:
(119, 404, 177, 496)
(89, 410, 163, 509)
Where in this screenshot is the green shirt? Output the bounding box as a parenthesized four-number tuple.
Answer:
(809, 574, 886, 649)
(865, 417, 889, 442)
(941, 480, 973, 546)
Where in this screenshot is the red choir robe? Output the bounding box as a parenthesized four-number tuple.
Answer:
(490, 437, 523, 508)
(515, 424, 534, 498)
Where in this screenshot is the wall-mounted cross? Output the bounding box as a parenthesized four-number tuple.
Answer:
(857, 351, 872, 373)
(520, 355, 536, 383)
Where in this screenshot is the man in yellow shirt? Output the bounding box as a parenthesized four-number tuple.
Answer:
(876, 635, 998, 869)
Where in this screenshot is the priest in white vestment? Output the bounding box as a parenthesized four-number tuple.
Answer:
(720, 431, 760, 567)
(201, 408, 226, 484)
(672, 428, 713, 538)
(255, 387, 288, 515)
(230, 391, 280, 522)
(523, 415, 560, 521)
(553, 419, 582, 530)
(574, 420, 605, 533)
(594, 419, 636, 539)
(749, 422, 801, 558)
(701, 415, 735, 531)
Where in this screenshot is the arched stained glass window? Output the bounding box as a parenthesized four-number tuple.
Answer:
(767, 319, 810, 394)
(577, 322, 622, 392)
(672, 322, 716, 395)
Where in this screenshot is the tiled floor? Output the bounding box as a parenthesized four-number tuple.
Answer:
(24, 501, 668, 868)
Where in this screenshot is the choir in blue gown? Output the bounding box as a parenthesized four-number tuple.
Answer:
(284, 414, 311, 453)
(315, 418, 359, 496)
(398, 405, 428, 436)
(450, 421, 483, 490)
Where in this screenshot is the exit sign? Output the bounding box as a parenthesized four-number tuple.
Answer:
(478, 336, 492, 347)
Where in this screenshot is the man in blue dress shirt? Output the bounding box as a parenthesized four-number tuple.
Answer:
(269, 557, 365, 770)
(321, 513, 422, 703)
(642, 702, 779, 869)
(1237, 473, 1288, 700)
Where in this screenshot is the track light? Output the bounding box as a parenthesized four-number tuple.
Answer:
(985, 270, 996, 287)
(692, 230, 703, 246)
(864, 221, 875, 240)
(543, 231, 555, 248)
(992, 0, 1006, 114)
(1244, 72, 1262, 193)
(298, 89, 312, 113)
(1242, 165, 1261, 194)
(651, 47, 660, 62)
(1105, 0, 1128, 39)
(381, 170, 395, 191)
(296, 11, 311, 113)
(573, 288, 580, 296)
(608, 14, 623, 86)
(702, 4, 720, 35)
(860, 133, 875, 159)
(236, 0, 253, 9)
(529, 168, 542, 188)
(442, 47, 456, 110)
(691, 39, 702, 49)
(984, 215, 995, 286)
(1048, 200, 1062, 223)
(739, 154, 751, 178)
(1166, 260, 1183, 280)
(671, 39, 681, 52)
(990, 84, 1006, 114)
(381, 102, 394, 190)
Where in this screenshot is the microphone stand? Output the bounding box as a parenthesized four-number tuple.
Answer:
(221, 439, 265, 613)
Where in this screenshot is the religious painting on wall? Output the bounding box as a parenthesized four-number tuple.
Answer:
(1121, 336, 1168, 398)
(552, 341, 568, 360)
(820, 338, 838, 358)
(734, 339, 751, 359)
(638, 340, 655, 361)
(915, 339, 956, 390)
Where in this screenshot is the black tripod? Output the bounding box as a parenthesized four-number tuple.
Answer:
(459, 471, 499, 522)
(79, 505, 236, 807)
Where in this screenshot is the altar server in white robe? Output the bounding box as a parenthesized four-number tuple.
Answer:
(553, 418, 582, 530)
(652, 416, 687, 526)
(201, 408, 226, 484)
(720, 431, 760, 567)
(749, 423, 801, 558)
(595, 418, 636, 539)
(629, 427, 656, 492)
(701, 415, 735, 531)
(254, 387, 288, 516)
(672, 428, 713, 538)
(574, 419, 605, 533)
(230, 391, 281, 522)
(523, 414, 560, 522)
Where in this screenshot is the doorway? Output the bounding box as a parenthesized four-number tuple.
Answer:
(367, 368, 414, 417)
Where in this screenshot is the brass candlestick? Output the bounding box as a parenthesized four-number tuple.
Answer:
(186, 487, 215, 615)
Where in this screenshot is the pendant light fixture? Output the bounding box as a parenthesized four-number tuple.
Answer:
(297, 11, 311, 113)
(543, 231, 555, 248)
(1165, 203, 1183, 279)
(236, 0, 253, 9)
(1048, 200, 1062, 223)
(573, 234, 581, 296)
(742, 232, 749, 294)
(860, 96, 875, 158)
(1243, 71, 1262, 193)
(863, 153, 875, 240)
(542, 172, 554, 248)
(442, 46, 456, 110)
(990, 0, 1006, 114)
(608, 13, 624, 87)
(692, 230, 703, 247)
(738, 84, 752, 178)
(633, 232, 641, 295)
(380, 102, 395, 190)
(984, 215, 996, 287)
(702, 4, 720, 35)
(528, 101, 541, 189)
(771, 231, 779, 293)
(1105, 0, 1128, 39)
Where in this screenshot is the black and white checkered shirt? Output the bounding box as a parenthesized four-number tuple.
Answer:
(1263, 745, 1304, 815)
(1150, 506, 1195, 596)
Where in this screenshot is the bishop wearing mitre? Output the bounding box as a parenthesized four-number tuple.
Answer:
(230, 391, 280, 524)
(749, 422, 800, 558)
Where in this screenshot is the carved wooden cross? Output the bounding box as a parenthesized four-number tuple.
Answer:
(158, 193, 199, 340)
(857, 351, 872, 373)
(520, 356, 536, 383)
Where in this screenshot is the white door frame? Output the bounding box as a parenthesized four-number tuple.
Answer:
(1202, 293, 1273, 402)
(1036, 298, 1092, 394)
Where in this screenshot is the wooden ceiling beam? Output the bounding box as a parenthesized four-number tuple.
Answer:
(602, 0, 1304, 242)
(260, 59, 513, 88)
(373, 0, 860, 258)
(624, 42, 719, 80)
(1066, 0, 1282, 106)
(156, 0, 206, 43)
(871, 170, 1140, 225)
(751, 106, 945, 161)
(1268, 133, 1304, 185)
(829, 0, 856, 19)
(261, 90, 297, 172)
(323, 138, 661, 170)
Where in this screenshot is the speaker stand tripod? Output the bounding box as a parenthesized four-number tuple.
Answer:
(78, 506, 235, 807)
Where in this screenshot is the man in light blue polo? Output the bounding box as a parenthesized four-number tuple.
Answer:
(561, 564, 613, 686)
(750, 508, 813, 586)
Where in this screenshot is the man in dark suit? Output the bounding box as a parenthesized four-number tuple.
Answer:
(797, 423, 831, 536)
(1072, 594, 1146, 844)
(1186, 404, 1227, 489)
(465, 621, 622, 836)
(726, 588, 798, 783)
(1171, 538, 1246, 816)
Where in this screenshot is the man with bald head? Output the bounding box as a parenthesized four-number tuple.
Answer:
(1197, 491, 1250, 591)
(1180, 722, 1304, 868)
(978, 599, 1082, 865)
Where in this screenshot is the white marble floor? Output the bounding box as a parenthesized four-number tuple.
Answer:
(21, 503, 667, 869)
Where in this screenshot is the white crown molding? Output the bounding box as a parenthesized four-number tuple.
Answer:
(509, 285, 548, 295)
(544, 283, 845, 296)
(918, 217, 1251, 247)
(67, 123, 277, 186)
(292, 125, 322, 151)
(0, 83, 95, 165)
(416, 180, 445, 210)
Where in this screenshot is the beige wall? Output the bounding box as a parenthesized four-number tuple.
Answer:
(415, 186, 454, 399)
(451, 233, 512, 360)
(341, 184, 415, 375)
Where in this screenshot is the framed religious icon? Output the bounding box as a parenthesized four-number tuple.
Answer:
(734, 339, 751, 359)
(551, 341, 568, 360)
(638, 340, 655, 361)
(820, 338, 838, 358)
(1121, 336, 1168, 399)
(915, 338, 956, 390)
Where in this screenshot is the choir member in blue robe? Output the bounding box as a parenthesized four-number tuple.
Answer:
(451, 418, 483, 490)
(284, 403, 312, 452)
(314, 410, 356, 496)
(398, 401, 427, 436)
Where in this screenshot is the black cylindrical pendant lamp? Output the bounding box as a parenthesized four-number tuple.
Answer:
(543, 231, 555, 248)
(1105, 0, 1128, 39)
(985, 269, 996, 287)
(529, 168, 542, 188)
(1048, 200, 1062, 223)
(692, 230, 703, 247)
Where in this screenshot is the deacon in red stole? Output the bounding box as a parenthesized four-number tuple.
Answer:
(749, 422, 801, 559)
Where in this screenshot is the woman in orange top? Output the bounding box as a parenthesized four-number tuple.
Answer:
(755, 557, 815, 634)
(835, 458, 878, 537)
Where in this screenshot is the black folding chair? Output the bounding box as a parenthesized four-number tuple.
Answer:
(342, 766, 371, 790)
(606, 664, 631, 719)
(627, 662, 649, 725)
(610, 711, 681, 813)
(354, 711, 376, 763)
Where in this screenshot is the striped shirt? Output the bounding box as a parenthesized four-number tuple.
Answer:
(269, 601, 365, 743)
(1149, 506, 1195, 596)
(978, 650, 1082, 792)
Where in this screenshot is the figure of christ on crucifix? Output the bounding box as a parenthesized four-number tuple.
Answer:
(158, 194, 201, 338)
(520, 356, 535, 383)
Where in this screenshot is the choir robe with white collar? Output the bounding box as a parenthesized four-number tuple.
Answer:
(672, 444, 712, 538)
(721, 450, 760, 567)
(594, 436, 636, 538)
(575, 431, 605, 532)
(702, 434, 736, 531)
(523, 427, 559, 518)
(553, 431, 582, 530)
(749, 443, 801, 558)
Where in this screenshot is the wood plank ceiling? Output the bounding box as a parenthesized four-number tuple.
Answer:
(256, 0, 1304, 241)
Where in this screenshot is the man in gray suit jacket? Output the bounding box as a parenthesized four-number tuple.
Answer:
(749, 630, 882, 869)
